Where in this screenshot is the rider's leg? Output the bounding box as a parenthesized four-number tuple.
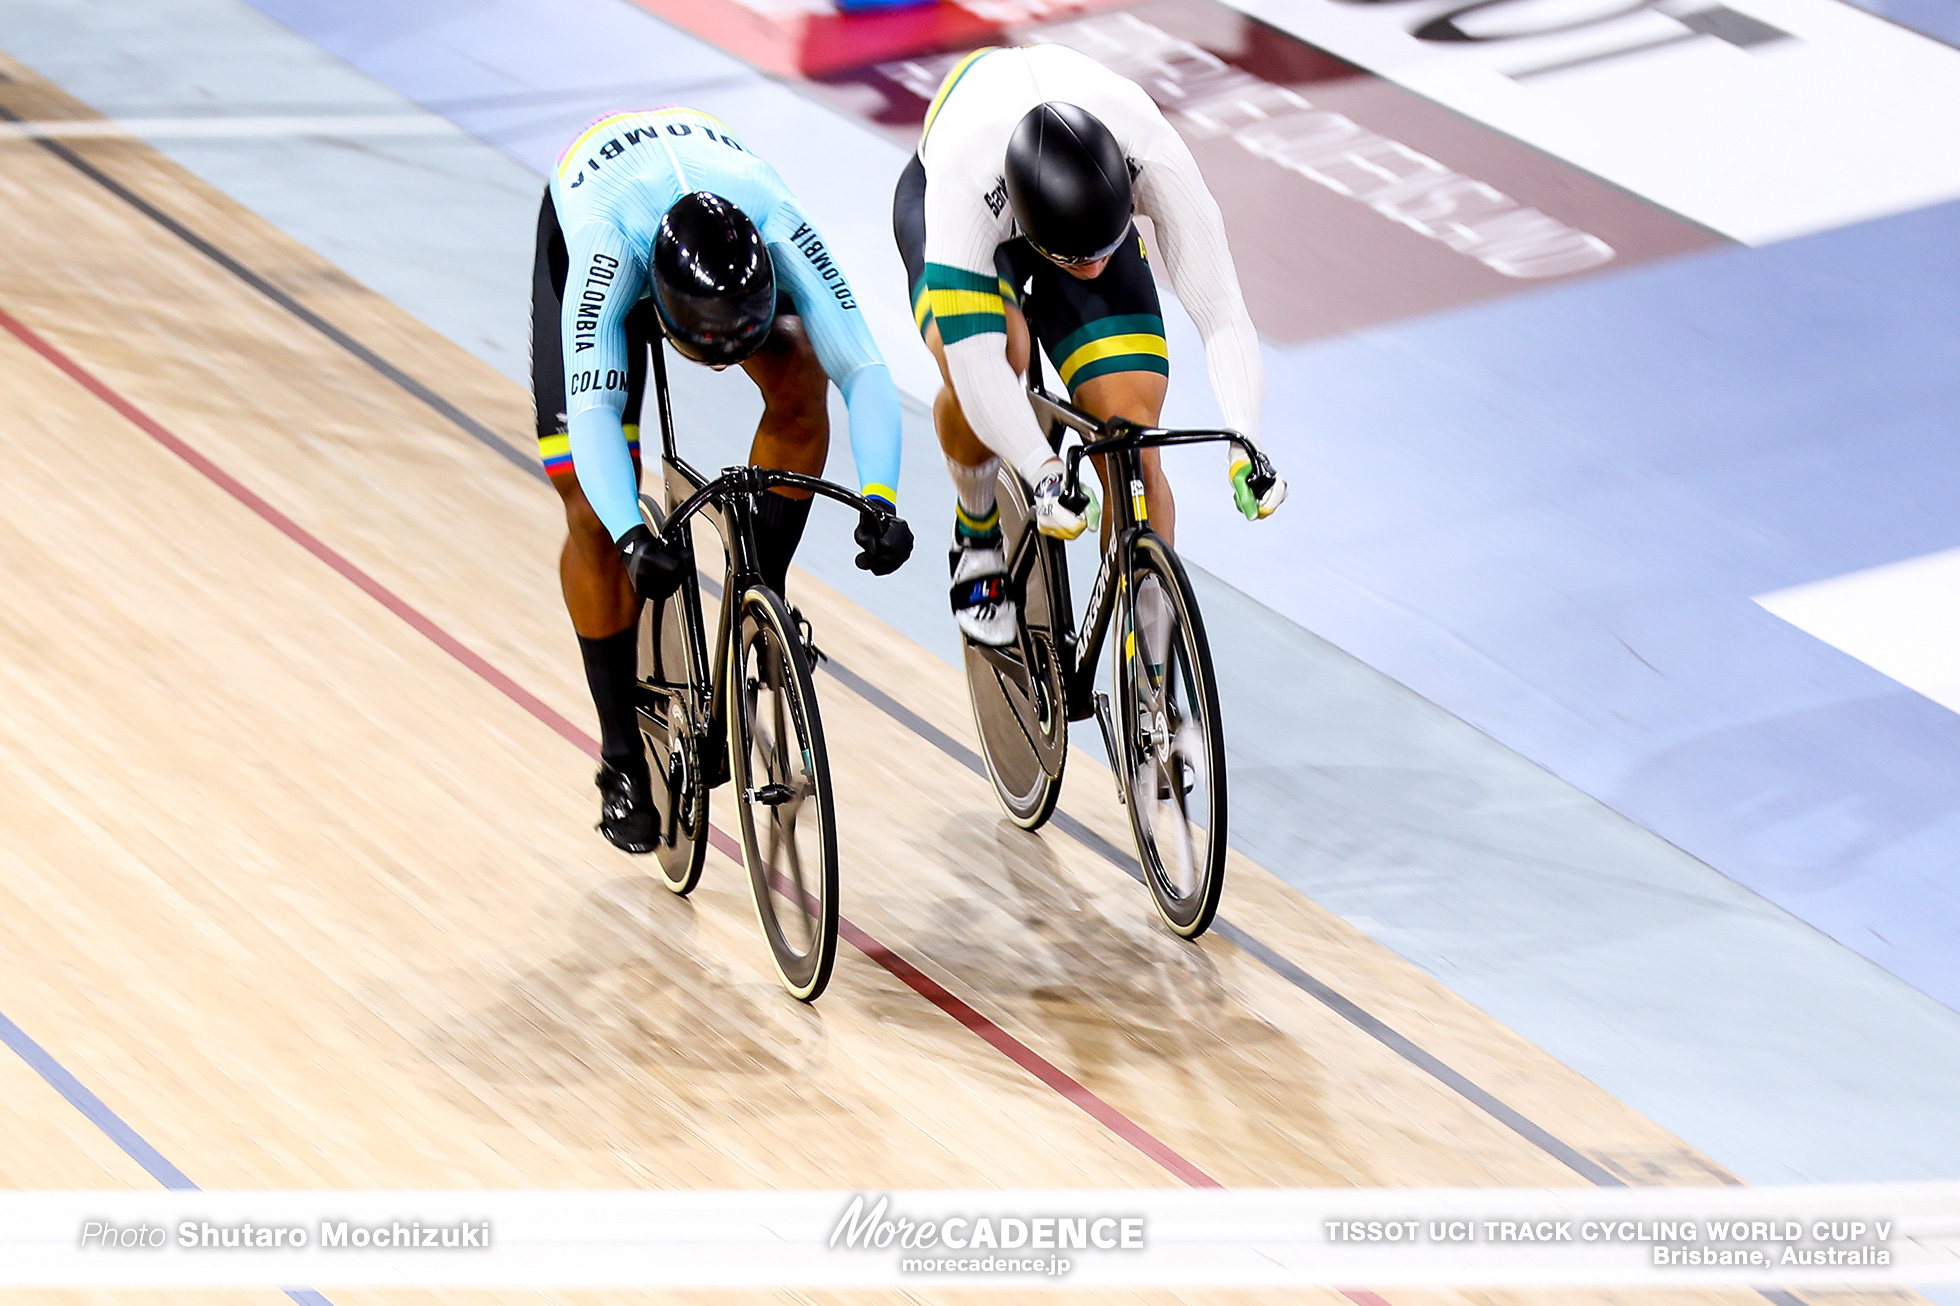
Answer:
(1023, 226, 1171, 547)
(741, 313, 830, 598)
(894, 153, 1039, 644)
(897, 151, 1031, 530)
(552, 469, 644, 754)
(556, 474, 641, 638)
(534, 183, 655, 851)
(552, 467, 657, 848)
(1072, 370, 1175, 679)
(1072, 368, 1172, 546)
(924, 304, 1032, 524)
(924, 310, 1031, 646)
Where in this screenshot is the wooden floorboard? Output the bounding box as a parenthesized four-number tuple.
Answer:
(0, 48, 1908, 1306)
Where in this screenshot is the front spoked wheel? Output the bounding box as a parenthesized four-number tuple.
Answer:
(727, 584, 839, 1001)
(1115, 533, 1227, 938)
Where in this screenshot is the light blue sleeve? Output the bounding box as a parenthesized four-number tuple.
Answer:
(560, 221, 648, 542)
(837, 367, 902, 507)
(766, 203, 902, 506)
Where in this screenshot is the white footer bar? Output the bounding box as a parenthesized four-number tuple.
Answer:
(2, 1185, 1957, 1286)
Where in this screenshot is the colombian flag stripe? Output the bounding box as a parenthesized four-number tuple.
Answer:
(537, 425, 641, 475)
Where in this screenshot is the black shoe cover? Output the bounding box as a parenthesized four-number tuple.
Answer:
(595, 765, 659, 853)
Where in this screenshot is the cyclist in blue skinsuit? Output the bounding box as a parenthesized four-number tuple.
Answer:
(533, 106, 913, 854)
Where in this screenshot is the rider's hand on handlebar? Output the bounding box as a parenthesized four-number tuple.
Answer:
(617, 524, 688, 602)
(853, 496, 914, 575)
(1229, 458, 1287, 521)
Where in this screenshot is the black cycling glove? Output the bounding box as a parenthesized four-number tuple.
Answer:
(617, 524, 687, 603)
(853, 497, 914, 576)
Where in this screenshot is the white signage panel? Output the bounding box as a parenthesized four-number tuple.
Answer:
(1225, 0, 1960, 242)
(1759, 546, 1960, 715)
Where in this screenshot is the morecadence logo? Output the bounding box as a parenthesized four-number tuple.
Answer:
(828, 1192, 1144, 1277)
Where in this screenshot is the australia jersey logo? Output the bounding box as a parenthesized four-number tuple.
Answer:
(983, 177, 1008, 217)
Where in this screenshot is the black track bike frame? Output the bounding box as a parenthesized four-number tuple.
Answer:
(983, 350, 1270, 724)
(638, 337, 882, 794)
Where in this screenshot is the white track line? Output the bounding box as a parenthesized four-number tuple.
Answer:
(0, 115, 459, 140)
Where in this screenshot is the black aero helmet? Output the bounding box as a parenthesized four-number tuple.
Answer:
(1004, 102, 1133, 266)
(650, 191, 776, 365)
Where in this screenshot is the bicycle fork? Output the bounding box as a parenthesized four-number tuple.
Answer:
(1092, 690, 1128, 807)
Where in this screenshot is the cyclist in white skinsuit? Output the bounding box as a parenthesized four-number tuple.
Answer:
(894, 44, 1286, 646)
(536, 106, 911, 852)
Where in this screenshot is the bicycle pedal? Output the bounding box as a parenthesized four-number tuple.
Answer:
(788, 607, 827, 665)
(745, 783, 795, 807)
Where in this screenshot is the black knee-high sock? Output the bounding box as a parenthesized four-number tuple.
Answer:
(753, 491, 814, 597)
(578, 627, 645, 781)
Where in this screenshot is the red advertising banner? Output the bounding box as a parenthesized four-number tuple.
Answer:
(630, 0, 1722, 340)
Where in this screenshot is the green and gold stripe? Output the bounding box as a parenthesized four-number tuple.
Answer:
(914, 273, 1015, 339)
(922, 263, 1007, 344)
(1052, 313, 1169, 391)
(955, 501, 1001, 538)
(921, 47, 999, 145)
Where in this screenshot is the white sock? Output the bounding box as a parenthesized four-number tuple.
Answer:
(947, 456, 1000, 537)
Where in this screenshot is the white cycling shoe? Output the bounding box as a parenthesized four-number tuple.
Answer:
(949, 539, 1018, 647)
(1030, 469, 1088, 540)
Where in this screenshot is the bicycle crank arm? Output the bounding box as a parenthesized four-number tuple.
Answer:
(1092, 691, 1129, 807)
(971, 639, 1035, 698)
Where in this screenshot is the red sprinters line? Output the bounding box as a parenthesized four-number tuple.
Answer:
(1, 304, 1232, 1194)
(0, 307, 592, 758)
(838, 911, 1222, 1188)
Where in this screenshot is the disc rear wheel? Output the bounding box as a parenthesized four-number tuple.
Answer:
(961, 466, 1068, 829)
(636, 501, 708, 896)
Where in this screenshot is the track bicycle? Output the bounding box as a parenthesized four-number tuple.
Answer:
(961, 365, 1279, 939)
(630, 335, 903, 1001)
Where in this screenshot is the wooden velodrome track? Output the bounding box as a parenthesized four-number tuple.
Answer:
(0, 51, 1910, 1306)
